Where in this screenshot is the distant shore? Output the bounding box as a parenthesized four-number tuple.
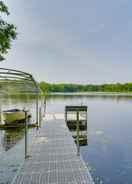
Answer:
(40, 82, 132, 94)
(48, 92, 132, 96)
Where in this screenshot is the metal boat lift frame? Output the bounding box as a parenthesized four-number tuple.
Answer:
(0, 68, 41, 127)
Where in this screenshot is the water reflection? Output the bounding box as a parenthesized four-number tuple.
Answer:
(46, 94, 132, 184)
(73, 132, 88, 146)
(1, 93, 132, 183)
(0, 94, 39, 184)
(65, 106, 88, 147)
(2, 128, 24, 151)
(47, 93, 132, 102)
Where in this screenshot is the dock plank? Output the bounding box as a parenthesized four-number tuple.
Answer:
(12, 114, 94, 184)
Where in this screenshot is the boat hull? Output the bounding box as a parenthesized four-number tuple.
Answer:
(3, 109, 26, 124)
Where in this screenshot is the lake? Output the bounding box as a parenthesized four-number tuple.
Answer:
(0, 95, 40, 184)
(1, 94, 132, 184)
(47, 94, 132, 184)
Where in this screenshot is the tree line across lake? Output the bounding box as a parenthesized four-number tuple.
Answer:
(39, 82, 132, 93)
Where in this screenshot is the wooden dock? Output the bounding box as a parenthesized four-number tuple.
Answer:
(12, 114, 94, 184)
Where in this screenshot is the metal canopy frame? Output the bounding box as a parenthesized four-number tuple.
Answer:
(0, 68, 40, 92)
(0, 68, 41, 127)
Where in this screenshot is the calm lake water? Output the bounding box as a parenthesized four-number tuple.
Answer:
(46, 94, 132, 184)
(0, 96, 40, 184)
(1, 94, 132, 184)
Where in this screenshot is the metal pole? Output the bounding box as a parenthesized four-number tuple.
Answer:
(86, 109, 87, 130)
(0, 104, 2, 124)
(39, 107, 42, 128)
(36, 93, 39, 129)
(43, 96, 46, 117)
(65, 108, 67, 122)
(24, 110, 28, 159)
(76, 110, 80, 156)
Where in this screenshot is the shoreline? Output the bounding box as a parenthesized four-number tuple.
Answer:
(48, 92, 132, 96)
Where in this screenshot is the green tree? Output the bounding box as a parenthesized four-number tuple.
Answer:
(39, 81, 132, 93)
(0, 1, 17, 61)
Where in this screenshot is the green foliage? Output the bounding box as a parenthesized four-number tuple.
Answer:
(40, 82, 50, 94)
(0, 1, 17, 61)
(40, 82, 132, 93)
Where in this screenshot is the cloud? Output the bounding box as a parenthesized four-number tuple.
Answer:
(1, 0, 132, 83)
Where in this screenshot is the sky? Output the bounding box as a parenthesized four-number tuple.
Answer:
(1, 0, 132, 84)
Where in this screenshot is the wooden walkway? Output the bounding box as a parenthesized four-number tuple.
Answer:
(12, 114, 94, 184)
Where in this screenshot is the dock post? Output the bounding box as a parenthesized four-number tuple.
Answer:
(65, 107, 67, 122)
(39, 107, 42, 128)
(76, 110, 80, 156)
(36, 93, 39, 129)
(24, 110, 28, 159)
(0, 105, 2, 124)
(43, 96, 46, 117)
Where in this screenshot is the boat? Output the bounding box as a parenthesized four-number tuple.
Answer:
(2, 109, 30, 124)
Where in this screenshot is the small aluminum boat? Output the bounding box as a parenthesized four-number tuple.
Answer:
(3, 109, 30, 124)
